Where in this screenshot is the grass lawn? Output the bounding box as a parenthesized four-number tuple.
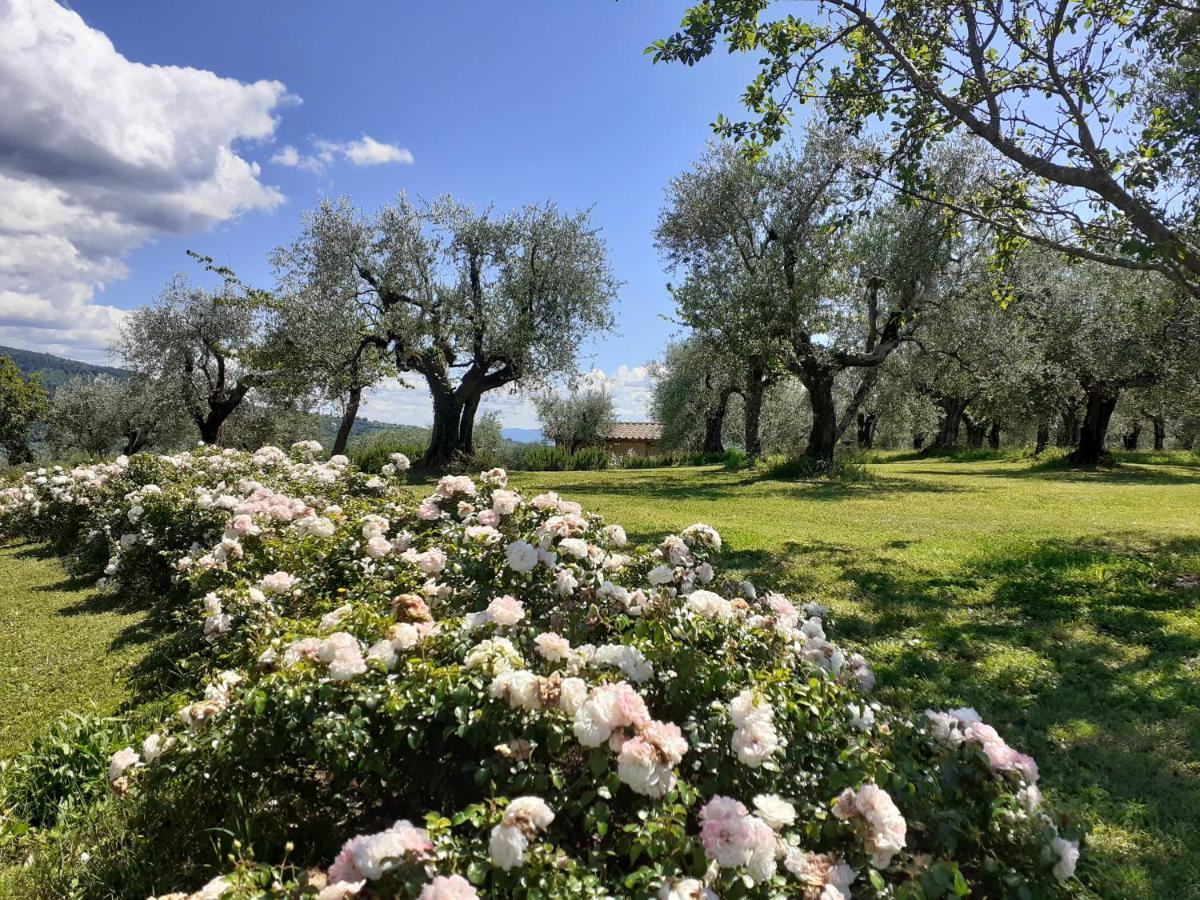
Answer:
(510, 457, 1200, 899)
(0, 544, 154, 757)
(2, 456, 1197, 897)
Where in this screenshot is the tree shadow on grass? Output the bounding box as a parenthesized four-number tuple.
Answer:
(757, 533, 1200, 897)
(555, 471, 970, 504)
(900, 463, 1200, 486)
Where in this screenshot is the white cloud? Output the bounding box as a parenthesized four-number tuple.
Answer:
(583, 365, 655, 421)
(271, 135, 413, 174)
(361, 365, 653, 431)
(0, 0, 291, 361)
(343, 135, 414, 166)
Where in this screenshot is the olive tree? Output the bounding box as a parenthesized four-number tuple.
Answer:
(649, 335, 743, 452)
(652, 0, 1200, 296)
(659, 134, 965, 463)
(272, 194, 618, 468)
(117, 271, 273, 445)
(269, 199, 400, 455)
(47, 374, 188, 457)
(1019, 255, 1199, 463)
(535, 388, 615, 454)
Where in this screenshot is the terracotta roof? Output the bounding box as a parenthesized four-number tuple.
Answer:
(603, 422, 663, 442)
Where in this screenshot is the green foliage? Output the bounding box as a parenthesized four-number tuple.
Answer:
(765, 454, 873, 483)
(1, 712, 133, 827)
(620, 449, 747, 469)
(520, 446, 609, 471)
(650, 0, 1200, 292)
(0, 356, 48, 465)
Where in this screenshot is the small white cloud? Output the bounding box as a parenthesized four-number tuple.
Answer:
(270, 145, 301, 167)
(271, 135, 413, 173)
(343, 135, 414, 166)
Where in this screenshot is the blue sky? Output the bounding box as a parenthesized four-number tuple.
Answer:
(0, 0, 761, 427)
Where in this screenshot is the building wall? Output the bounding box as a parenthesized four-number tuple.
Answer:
(603, 439, 658, 457)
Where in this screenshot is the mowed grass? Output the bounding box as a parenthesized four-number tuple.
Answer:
(1, 458, 1197, 897)
(0, 544, 154, 757)
(510, 458, 1200, 899)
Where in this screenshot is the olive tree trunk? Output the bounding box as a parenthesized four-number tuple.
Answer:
(1068, 385, 1119, 465)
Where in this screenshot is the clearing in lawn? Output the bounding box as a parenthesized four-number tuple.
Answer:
(2, 455, 1198, 898)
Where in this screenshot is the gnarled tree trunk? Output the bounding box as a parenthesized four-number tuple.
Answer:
(1068, 383, 1119, 465)
(856, 412, 878, 449)
(1146, 414, 1166, 451)
(1035, 419, 1050, 455)
(743, 358, 768, 459)
(1121, 422, 1141, 451)
(702, 388, 735, 454)
(988, 421, 1001, 449)
(928, 397, 969, 450)
(1056, 404, 1081, 447)
(964, 415, 987, 448)
(800, 367, 838, 464)
(332, 385, 363, 456)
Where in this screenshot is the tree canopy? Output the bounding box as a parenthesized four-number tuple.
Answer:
(651, 0, 1200, 295)
(273, 194, 619, 467)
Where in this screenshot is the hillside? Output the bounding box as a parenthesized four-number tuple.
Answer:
(0, 344, 129, 392)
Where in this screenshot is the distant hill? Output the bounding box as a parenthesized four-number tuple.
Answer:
(0, 344, 129, 393)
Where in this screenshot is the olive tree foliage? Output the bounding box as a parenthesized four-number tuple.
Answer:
(0, 355, 47, 464)
(47, 375, 190, 458)
(269, 199, 401, 455)
(116, 271, 277, 445)
(272, 194, 618, 468)
(534, 388, 615, 454)
(903, 257, 1047, 450)
(1015, 252, 1199, 462)
(659, 133, 967, 463)
(652, 0, 1200, 297)
(649, 335, 744, 452)
(655, 138, 841, 458)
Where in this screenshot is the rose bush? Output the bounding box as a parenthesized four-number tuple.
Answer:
(0, 444, 1080, 898)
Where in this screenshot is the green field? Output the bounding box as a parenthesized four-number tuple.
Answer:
(3, 456, 1199, 898)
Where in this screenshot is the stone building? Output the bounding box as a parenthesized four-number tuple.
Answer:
(600, 422, 663, 457)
